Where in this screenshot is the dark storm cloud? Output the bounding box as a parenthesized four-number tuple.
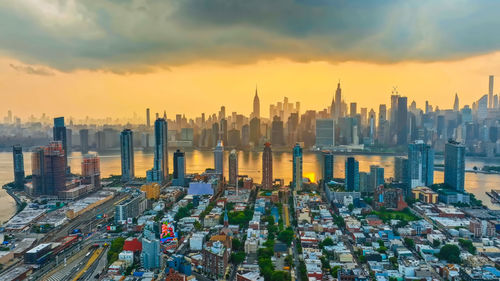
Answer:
(0, 0, 499, 72)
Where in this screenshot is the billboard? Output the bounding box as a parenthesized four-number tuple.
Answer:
(160, 220, 178, 244)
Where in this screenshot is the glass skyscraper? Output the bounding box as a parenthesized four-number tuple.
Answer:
(408, 140, 434, 188)
(12, 145, 24, 188)
(147, 118, 169, 183)
(262, 142, 273, 190)
(322, 151, 334, 183)
(444, 139, 465, 192)
(214, 140, 224, 176)
(315, 119, 335, 149)
(53, 117, 69, 173)
(173, 149, 186, 186)
(120, 129, 135, 182)
(292, 143, 303, 190)
(345, 157, 359, 191)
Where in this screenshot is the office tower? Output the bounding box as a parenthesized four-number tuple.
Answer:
(146, 108, 151, 127)
(173, 149, 186, 186)
(444, 139, 465, 192)
(262, 142, 273, 190)
(142, 236, 161, 269)
(220, 119, 228, 145)
(334, 82, 342, 119)
(253, 87, 260, 118)
(494, 95, 499, 109)
(323, 151, 334, 183)
(53, 117, 69, 173)
(369, 165, 384, 190)
(292, 143, 303, 190)
(359, 172, 370, 194)
(407, 140, 434, 188)
(379, 104, 387, 124)
(315, 119, 335, 148)
(214, 140, 224, 176)
(241, 124, 250, 147)
(390, 93, 399, 133)
(396, 96, 408, 145)
(271, 116, 284, 146)
(81, 154, 101, 189)
(219, 106, 226, 121)
(228, 149, 238, 186)
(12, 145, 25, 188)
(287, 113, 299, 145)
(120, 129, 135, 182)
(227, 128, 241, 147)
(345, 157, 359, 191)
(394, 156, 409, 184)
(147, 118, 169, 183)
(31, 142, 66, 196)
(453, 93, 459, 112)
(369, 109, 376, 142)
(360, 108, 368, 126)
(249, 118, 261, 146)
(79, 129, 89, 154)
(212, 122, 220, 144)
(489, 75, 494, 108)
(477, 95, 488, 120)
(350, 102, 357, 117)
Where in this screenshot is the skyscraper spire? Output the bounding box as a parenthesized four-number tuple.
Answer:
(253, 85, 260, 119)
(453, 93, 459, 112)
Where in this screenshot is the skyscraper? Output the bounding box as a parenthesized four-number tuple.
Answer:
(173, 149, 186, 186)
(408, 140, 434, 188)
(271, 116, 285, 146)
(489, 75, 494, 108)
(315, 119, 335, 149)
(146, 108, 151, 127)
(53, 117, 69, 173)
(262, 142, 273, 190)
(453, 93, 459, 112)
(253, 87, 260, 119)
(81, 154, 101, 189)
(228, 149, 238, 186)
(249, 117, 261, 146)
(214, 140, 224, 176)
(345, 157, 359, 191)
(334, 82, 342, 119)
(31, 141, 66, 196)
(147, 118, 169, 183)
(292, 143, 303, 190)
(396, 96, 408, 145)
(350, 102, 357, 117)
(444, 139, 465, 192)
(12, 145, 24, 188)
(369, 165, 384, 191)
(322, 151, 334, 183)
(120, 129, 135, 182)
(477, 95, 488, 120)
(79, 129, 89, 154)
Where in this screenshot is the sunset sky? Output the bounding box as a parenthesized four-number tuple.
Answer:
(1, 0, 500, 119)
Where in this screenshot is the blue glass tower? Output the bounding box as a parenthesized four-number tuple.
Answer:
(323, 151, 334, 183)
(147, 118, 169, 183)
(345, 157, 359, 191)
(292, 143, 303, 189)
(53, 117, 69, 173)
(444, 139, 465, 192)
(12, 145, 24, 188)
(408, 140, 434, 188)
(120, 129, 135, 182)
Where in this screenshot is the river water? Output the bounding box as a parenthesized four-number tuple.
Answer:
(1, 150, 499, 223)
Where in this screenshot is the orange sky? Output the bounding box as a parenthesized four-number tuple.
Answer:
(1, 52, 499, 120)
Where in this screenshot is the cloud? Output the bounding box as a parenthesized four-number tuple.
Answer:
(9, 63, 55, 76)
(0, 0, 499, 73)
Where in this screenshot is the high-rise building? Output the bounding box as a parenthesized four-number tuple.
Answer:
(173, 149, 186, 186)
(253, 87, 260, 119)
(334, 82, 342, 119)
(271, 116, 285, 146)
(489, 75, 494, 108)
(345, 157, 359, 191)
(142, 235, 161, 269)
(408, 140, 434, 188)
(396, 97, 408, 145)
(249, 117, 260, 146)
(120, 129, 135, 182)
(79, 129, 89, 154)
(81, 154, 100, 189)
(31, 141, 66, 196)
(147, 118, 169, 183)
(477, 95, 488, 120)
(53, 117, 69, 173)
(292, 143, 303, 190)
(214, 140, 224, 176)
(453, 93, 459, 112)
(394, 156, 409, 184)
(12, 145, 24, 188)
(262, 142, 273, 190)
(350, 102, 357, 117)
(369, 165, 384, 191)
(322, 151, 334, 183)
(146, 108, 151, 127)
(444, 139, 465, 192)
(228, 150, 238, 186)
(315, 119, 335, 149)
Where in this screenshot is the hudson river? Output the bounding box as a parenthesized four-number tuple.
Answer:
(1, 150, 499, 223)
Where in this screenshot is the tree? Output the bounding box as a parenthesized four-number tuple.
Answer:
(404, 237, 415, 249)
(432, 240, 440, 248)
(271, 271, 290, 281)
(278, 228, 294, 246)
(458, 239, 476, 254)
(194, 221, 203, 231)
(232, 238, 243, 252)
(331, 265, 341, 278)
(285, 255, 293, 267)
(437, 244, 461, 264)
(320, 237, 334, 249)
(348, 203, 354, 212)
(230, 252, 246, 264)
